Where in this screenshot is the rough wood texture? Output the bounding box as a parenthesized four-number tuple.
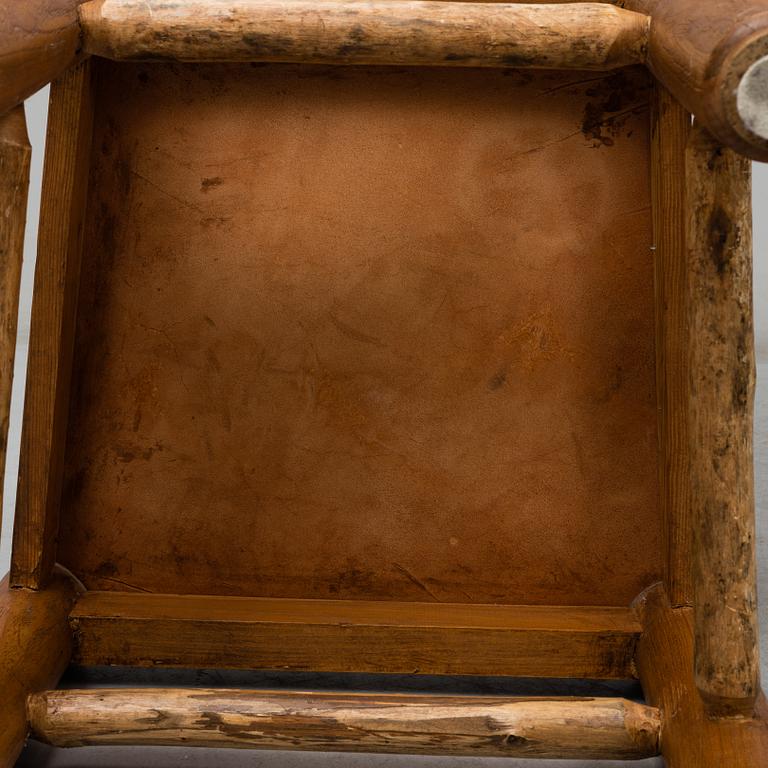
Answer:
(27, 688, 661, 759)
(619, 0, 768, 160)
(0, 107, 30, 509)
(69, 592, 641, 678)
(686, 124, 759, 716)
(0, 569, 80, 768)
(57, 61, 661, 607)
(0, 1, 84, 116)
(78, 0, 650, 70)
(635, 584, 768, 767)
(651, 85, 692, 607)
(11, 61, 94, 589)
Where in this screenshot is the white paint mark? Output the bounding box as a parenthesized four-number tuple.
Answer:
(737, 55, 768, 141)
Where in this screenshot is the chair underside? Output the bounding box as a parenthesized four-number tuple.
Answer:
(1, 1, 767, 766)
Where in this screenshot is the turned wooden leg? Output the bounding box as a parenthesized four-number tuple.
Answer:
(635, 585, 768, 767)
(635, 119, 764, 765)
(0, 570, 80, 768)
(686, 124, 760, 717)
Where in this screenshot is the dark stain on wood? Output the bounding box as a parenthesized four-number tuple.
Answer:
(336, 25, 376, 57)
(732, 317, 751, 412)
(501, 53, 539, 68)
(183, 30, 223, 45)
(504, 733, 530, 747)
(240, 33, 294, 57)
(124, 52, 180, 62)
(707, 205, 734, 276)
(706, 146, 724, 172)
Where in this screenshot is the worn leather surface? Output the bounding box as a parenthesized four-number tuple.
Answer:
(57, 61, 661, 605)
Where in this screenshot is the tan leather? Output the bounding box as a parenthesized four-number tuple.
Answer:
(58, 62, 661, 606)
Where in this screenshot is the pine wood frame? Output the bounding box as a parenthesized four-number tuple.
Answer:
(1, 1, 768, 766)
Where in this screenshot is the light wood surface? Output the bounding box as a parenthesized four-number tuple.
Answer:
(11, 62, 94, 589)
(0, 570, 80, 768)
(27, 688, 661, 759)
(0, 107, 30, 513)
(686, 124, 759, 716)
(635, 583, 768, 767)
(78, 0, 650, 70)
(70, 591, 641, 678)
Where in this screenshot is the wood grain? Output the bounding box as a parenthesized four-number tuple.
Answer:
(686, 124, 758, 716)
(0, 569, 80, 768)
(650, 85, 692, 607)
(0, 1, 85, 116)
(635, 584, 768, 767)
(70, 591, 641, 678)
(78, 0, 650, 70)
(10, 61, 94, 589)
(0, 107, 30, 517)
(27, 688, 661, 759)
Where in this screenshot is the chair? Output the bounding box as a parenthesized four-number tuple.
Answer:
(2, 1, 768, 764)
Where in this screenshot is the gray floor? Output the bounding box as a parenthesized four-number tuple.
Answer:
(4, 91, 768, 767)
(15, 746, 661, 768)
(15, 747, 662, 768)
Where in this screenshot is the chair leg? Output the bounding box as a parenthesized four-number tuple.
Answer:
(0, 569, 80, 768)
(0, 105, 28, 503)
(635, 584, 768, 768)
(686, 124, 759, 718)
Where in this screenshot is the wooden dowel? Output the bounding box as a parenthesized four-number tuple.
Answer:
(686, 123, 759, 717)
(27, 688, 661, 759)
(0, 107, 30, 509)
(0, 569, 81, 768)
(77, 0, 650, 70)
(0, 1, 85, 117)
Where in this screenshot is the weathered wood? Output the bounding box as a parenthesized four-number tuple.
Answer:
(11, 61, 94, 589)
(0, 1, 85, 117)
(635, 584, 768, 767)
(686, 123, 758, 717)
(651, 85, 692, 607)
(78, 0, 650, 70)
(70, 592, 640, 678)
(0, 107, 30, 508)
(0, 569, 80, 768)
(27, 688, 661, 759)
(618, 0, 768, 160)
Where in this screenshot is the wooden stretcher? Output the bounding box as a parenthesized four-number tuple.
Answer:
(1, 0, 767, 765)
